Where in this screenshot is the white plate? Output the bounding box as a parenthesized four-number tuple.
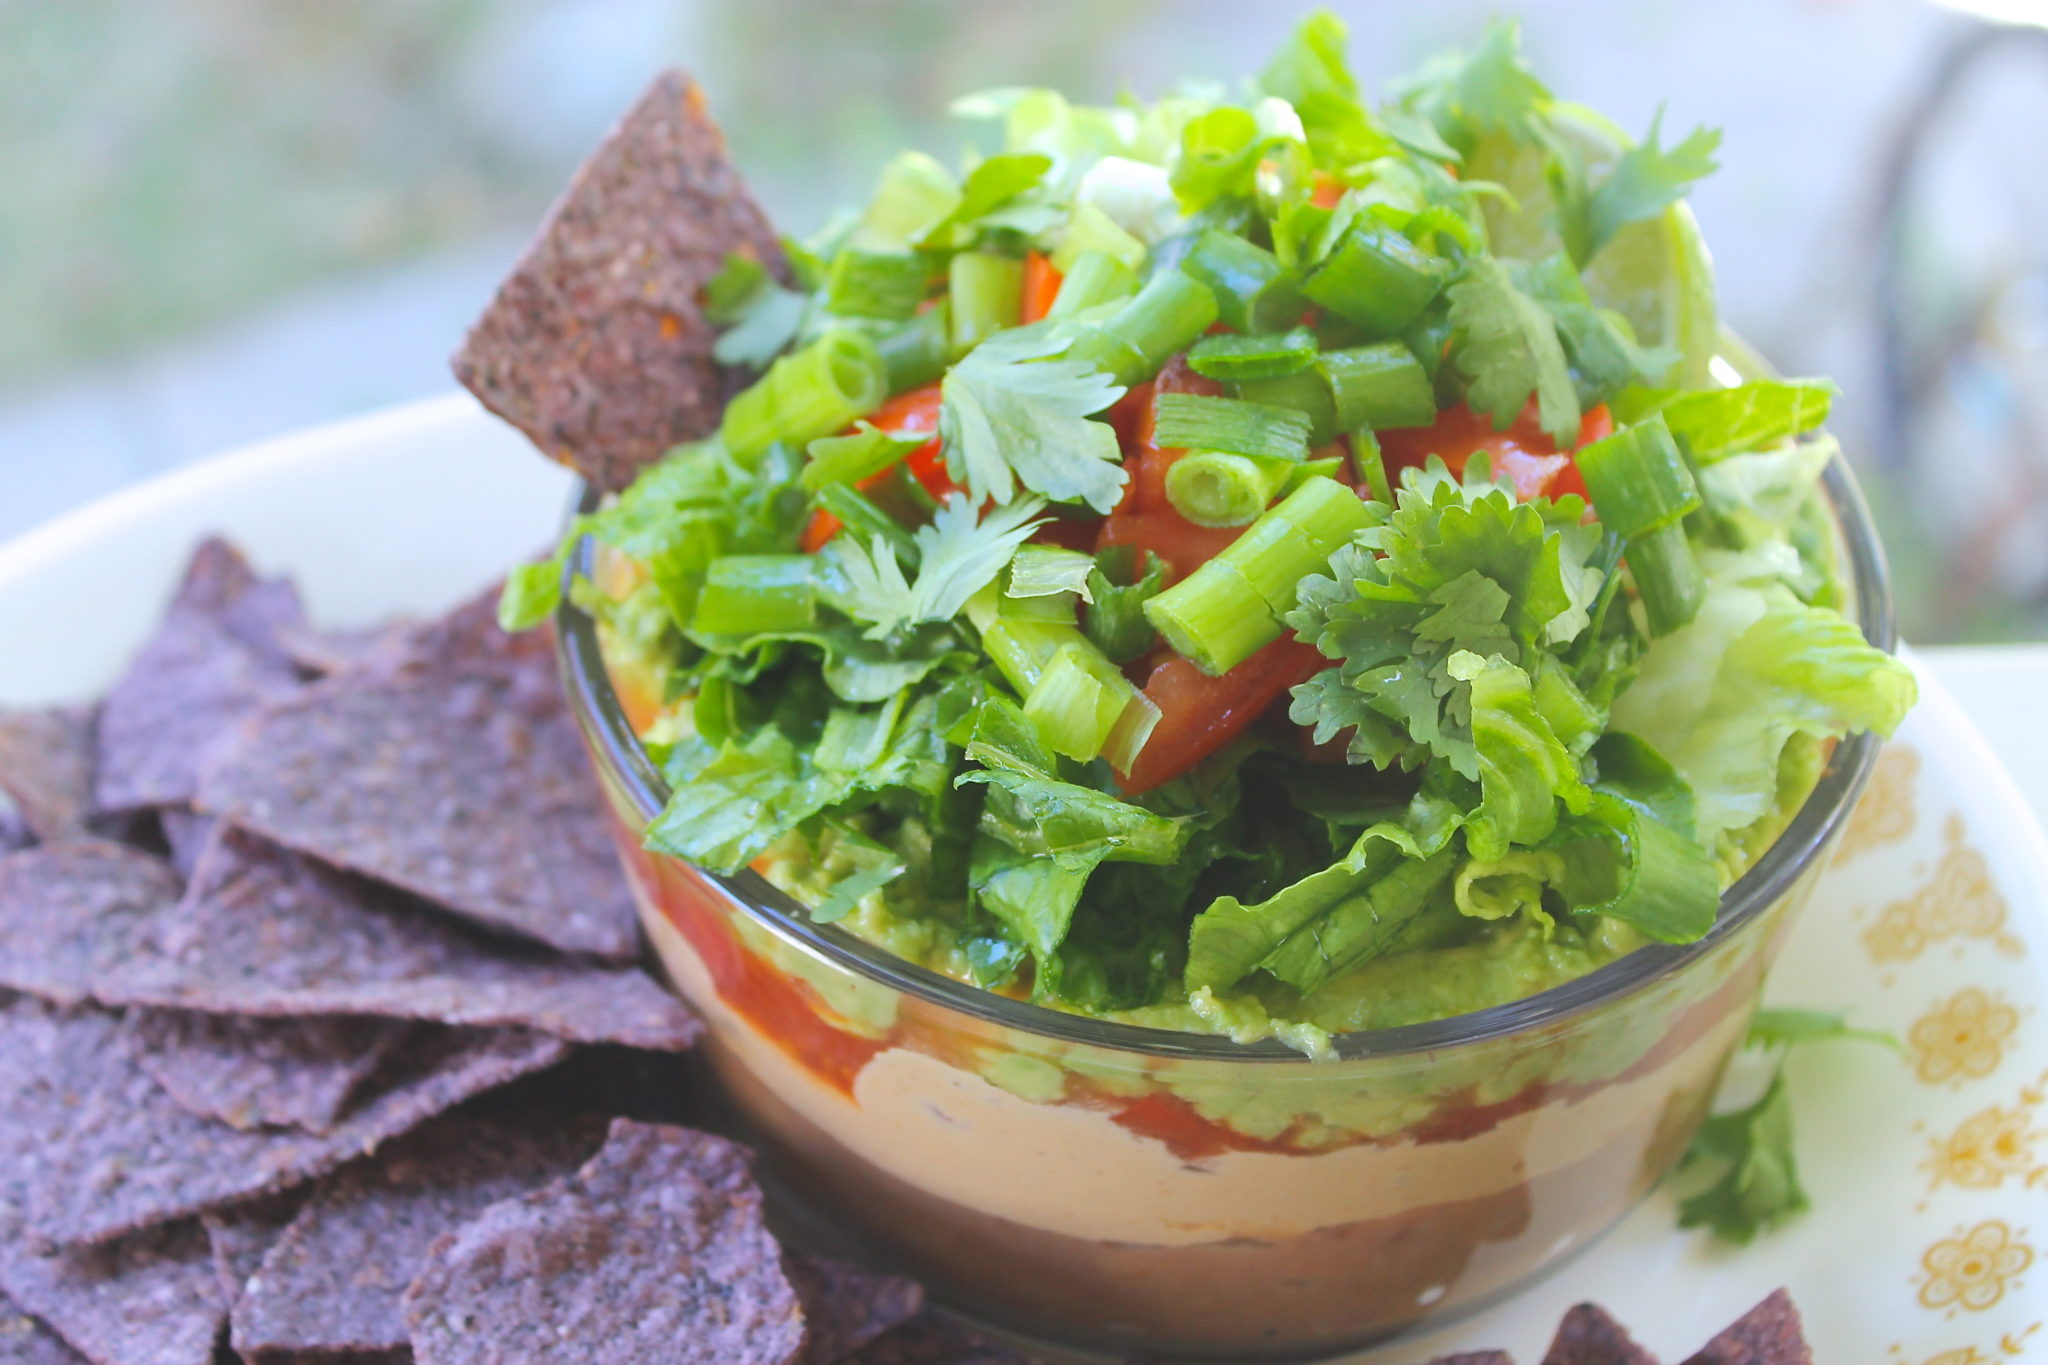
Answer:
(3, 395, 2044, 1363)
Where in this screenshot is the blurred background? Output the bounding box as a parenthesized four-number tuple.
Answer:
(2, 0, 2045, 644)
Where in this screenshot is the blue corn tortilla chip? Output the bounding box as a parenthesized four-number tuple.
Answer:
(0, 840, 185, 1008)
(194, 591, 641, 961)
(0, 1291, 86, 1365)
(0, 707, 97, 842)
(787, 1254, 924, 1365)
(94, 539, 305, 815)
(1542, 1302, 1659, 1365)
(400, 1120, 806, 1365)
(452, 69, 786, 493)
(0, 997, 568, 1249)
(130, 1009, 413, 1134)
(0, 1222, 220, 1365)
(1680, 1290, 1809, 1365)
(232, 1112, 607, 1356)
(200, 1192, 307, 1316)
(152, 809, 215, 881)
(0, 830, 695, 1051)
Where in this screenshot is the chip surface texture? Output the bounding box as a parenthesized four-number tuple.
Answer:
(401, 1118, 806, 1365)
(452, 68, 785, 492)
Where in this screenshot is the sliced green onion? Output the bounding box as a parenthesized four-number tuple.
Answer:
(1186, 327, 1319, 382)
(1317, 341, 1437, 432)
(802, 421, 926, 491)
(1165, 451, 1289, 527)
(1179, 228, 1307, 334)
(1232, 370, 1337, 445)
(1626, 521, 1706, 636)
(873, 304, 950, 392)
(1216, 474, 1375, 613)
(1143, 558, 1279, 676)
(1007, 545, 1096, 601)
(1084, 548, 1165, 664)
(1051, 201, 1148, 273)
(1102, 689, 1162, 774)
(813, 484, 919, 568)
(998, 589, 1076, 624)
(1402, 204, 1481, 256)
(982, 617, 1089, 695)
(1066, 269, 1220, 386)
(720, 331, 887, 464)
(1152, 393, 1313, 463)
(855, 151, 960, 250)
(1169, 107, 1262, 212)
(824, 249, 929, 320)
(1046, 250, 1139, 319)
(1574, 414, 1700, 540)
(1301, 220, 1449, 336)
(1280, 455, 1345, 496)
(691, 555, 817, 635)
(1352, 428, 1394, 505)
(948, 251, 1024, 355)
(1024, 642, 1140, 762)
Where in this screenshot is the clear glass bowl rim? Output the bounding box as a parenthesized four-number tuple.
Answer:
(554, 377, 1899, 1064)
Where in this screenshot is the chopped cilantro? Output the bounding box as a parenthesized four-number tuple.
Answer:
(939, 328, 1129, 512)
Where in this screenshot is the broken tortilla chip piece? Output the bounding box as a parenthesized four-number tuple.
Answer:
(401, 1119, 805, 1365)
(1680, 1289, 1811, 1365)
(0, 1221, 221, 1365)
(0, 708, 98, 842)
(193, 588, 640, 961)
(232, 1112, 605, 1357)
(453, 69, 786, 493)
(130, 1009, 413, 1134)
(94, 539, 305, 815)
(0, 998, 567, 1249)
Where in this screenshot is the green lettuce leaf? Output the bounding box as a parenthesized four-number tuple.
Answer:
(1656, 378, 1836, 463)
(1612, 565, 1916, 841)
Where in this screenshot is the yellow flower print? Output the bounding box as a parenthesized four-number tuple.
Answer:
(1910, 989, 2021, 1086)
(1863, 816, 2020, 965)
(1926, 1103, 2044, 1191)
(1919, 1220, 2034, 1313)
(1835, 743, 1919, 865)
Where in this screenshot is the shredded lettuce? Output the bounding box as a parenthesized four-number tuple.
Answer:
(1613, 561, 1915, 841)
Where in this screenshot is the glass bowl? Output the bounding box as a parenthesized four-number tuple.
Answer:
(554, 439, 1896, 1360)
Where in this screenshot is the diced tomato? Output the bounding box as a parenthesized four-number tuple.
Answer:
(1021, 250, 1063, 324)
(1030, 517, 1103, 553)
(799, 384, 954, 551)
(1119, 636, 1327, 794)
(1309, 171, 1346, 209)
(1376, 401, 1612, 504)
(1095, 510, 1242, 584)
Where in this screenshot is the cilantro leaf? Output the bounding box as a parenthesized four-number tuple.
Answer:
(941, 329, 1129, 512)
(1400, 18, 1552, 149)
(820, 493, 1047, 640)
(1516, 255, 1677, 402)
(1578, 110, 1721, 264)
(704, 252, 807, 370)
(922, 152, 1052, 247)
(1679, 1004, 1897, 1244)
(1747, 1007, 1898, 1052)
(1286, 461, 1606, 778)
(1447, 255, 1581, 445)
(1677, 1066, 1807, 1245)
